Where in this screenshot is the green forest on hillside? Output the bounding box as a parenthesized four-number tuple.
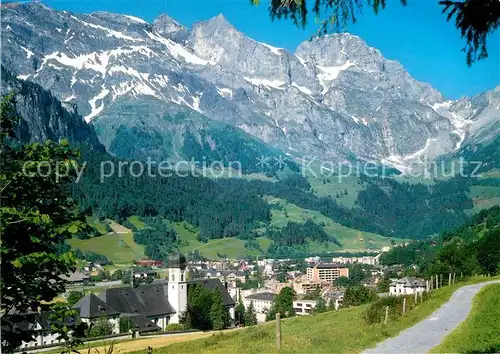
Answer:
(62, 148, 500, 262)
(380, 206, 500, 277)
(72, 150, 479, 241)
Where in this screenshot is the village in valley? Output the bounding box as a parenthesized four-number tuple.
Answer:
(19, 239, 428, 351)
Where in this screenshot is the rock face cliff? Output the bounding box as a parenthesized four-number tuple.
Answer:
(1, 66, 104, 151)
(1, 3, 498, 169)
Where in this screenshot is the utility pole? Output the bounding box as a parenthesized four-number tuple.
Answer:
(276, 313, 282, 352)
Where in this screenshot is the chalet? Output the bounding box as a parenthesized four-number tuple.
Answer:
(389, 277, 426, 296)
(135, 259, 164, 267)
(62, 271, 90, 286)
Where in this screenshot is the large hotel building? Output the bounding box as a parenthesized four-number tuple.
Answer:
(306, 263, 349, 283)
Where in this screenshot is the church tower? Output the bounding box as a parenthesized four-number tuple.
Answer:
(167, 252, 187, 324)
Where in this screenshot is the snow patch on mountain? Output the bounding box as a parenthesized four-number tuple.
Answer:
(257, 41, 283, 55)
(70, 15, 141, 42)
(85, 88, 110, 122)
(216, 87, 233, 98)
(291, 82, 313, 95)
(131, 82, 160, 99)
(20, 46, 33, 59)
(145, 30, 208, 65)
(124, 15, 148, 24)
(316, 61, 354, 94)
(431, 101, 470, 150)
(244, 77, 285, 90)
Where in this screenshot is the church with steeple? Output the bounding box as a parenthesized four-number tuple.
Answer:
(72, 252, 235, 333)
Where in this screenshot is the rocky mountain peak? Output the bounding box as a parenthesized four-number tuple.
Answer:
(90, 11, 149, 26)
(153, 13, 187, 40)
(1, 4, 497, 170)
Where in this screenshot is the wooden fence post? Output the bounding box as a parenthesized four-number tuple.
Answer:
(419, 291, 423, 303)
(414, 291, 418, 304)
(276, 313, 281, 352)
(426, 279, 429, 293)
(384, 306, 389, 325)
(441, 274, 443, 287)
(430, 276, 433, 291)
(453, 273, 456, 285)
(449, 273, 452, 286)
(403, 297, 406, 315)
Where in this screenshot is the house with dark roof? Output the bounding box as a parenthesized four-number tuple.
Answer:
(72, 253, 236, 333)
(389, 277, 426, 296)
(72, 293, 121, 334)
(62, 271, 90, 286)
(243, 292, 276, 323)
(2, 311, 77, 350)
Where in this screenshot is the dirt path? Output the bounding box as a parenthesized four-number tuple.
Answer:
(108, 220, 132, 234)
(362, 280, 500, 354)
(97, 332, 212, 353)
(89, 328, 244, 354)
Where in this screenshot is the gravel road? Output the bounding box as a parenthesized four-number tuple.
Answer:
(362, 280, 500, 354)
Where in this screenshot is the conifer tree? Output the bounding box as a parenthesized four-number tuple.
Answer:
(210, 291, 230, 330)
(244, 302, 258, 326)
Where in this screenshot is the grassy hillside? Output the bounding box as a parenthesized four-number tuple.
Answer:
(171, 220, 272, 259)
(127, 277, 498, 354)
(85, 216, 109, 235)
(71, 206, 402, 262)
(68, 233, 145, 264)
(69, 220, 145, 264)
(307, 175, 364, 208)
(262, 196, 404, 251)
(432, 283, 500, 353)
(468, 184, 500, 214)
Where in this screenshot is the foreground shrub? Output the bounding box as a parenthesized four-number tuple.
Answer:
(166, 323, 185, 331)
(364, 292, 432, 324)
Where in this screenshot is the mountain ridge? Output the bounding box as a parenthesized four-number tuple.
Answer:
(1, 3, 498, 171)
(0, 65, 105, 151)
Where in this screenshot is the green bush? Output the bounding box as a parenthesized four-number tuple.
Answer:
(365, 296, 403, 324)
(88, 318, 114, 337)
(119, 317, 131, 333)
(364, 292, 432, 324)
(166, 323, 185, 331)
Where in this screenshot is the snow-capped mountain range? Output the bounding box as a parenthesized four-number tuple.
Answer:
(1, 3, 499, 169)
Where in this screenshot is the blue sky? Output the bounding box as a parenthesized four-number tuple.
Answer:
(44, 0, 499, 99)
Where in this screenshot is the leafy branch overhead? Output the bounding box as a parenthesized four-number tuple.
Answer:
(0, 94, 90, 351)
(254, 0, 500, 65)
